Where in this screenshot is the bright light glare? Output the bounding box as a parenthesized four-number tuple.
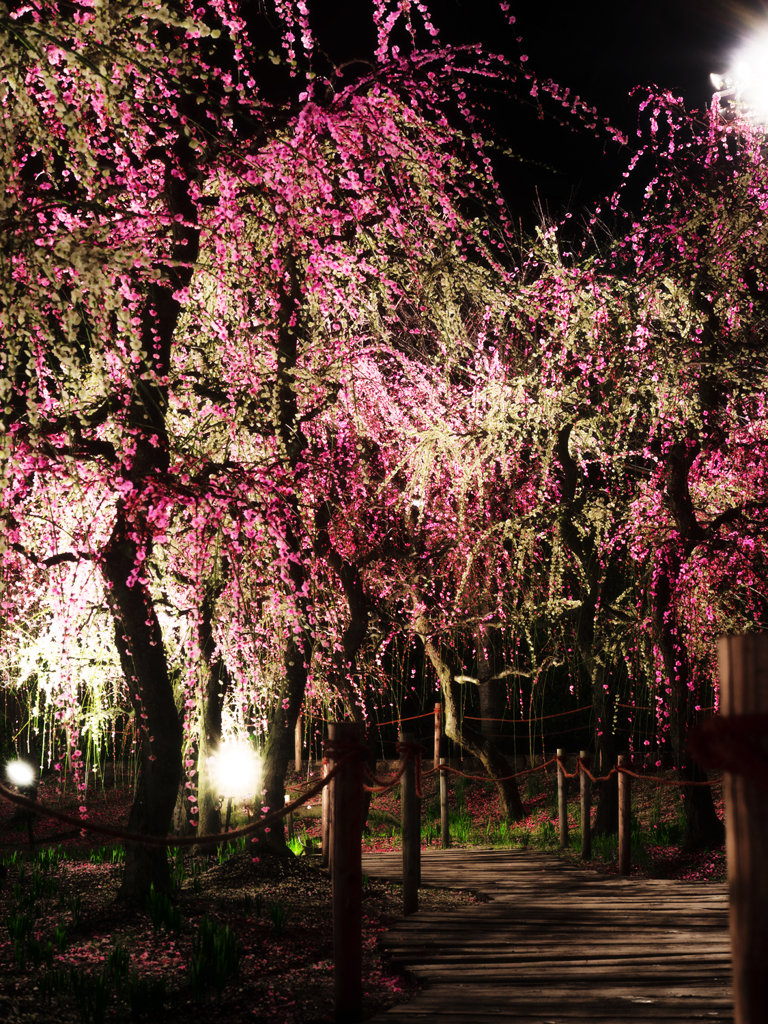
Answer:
(211, 742, 260, 800)
(721, 29, 768, 122)
(6, 760, 35, 788)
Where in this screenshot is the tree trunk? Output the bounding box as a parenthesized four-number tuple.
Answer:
(313, 498, 373, 829)
(653, 550, 724, 850)
(555, 422, 621, 836)
(195, 578, 230, 844)
(104, 125, 199, 900)
(254, 639, 306, 856)
(193, 656, 230, 847)
(416, 616, 525, 821)
(590, 657, 619, 837)
(103, 517, 183, 901)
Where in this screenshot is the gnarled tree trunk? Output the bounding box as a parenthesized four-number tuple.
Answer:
(194, 575, 231, 845)
(650, 437, 724, 851)
(653, 549, 724, 850)
(105, 124, 199, 901)
(104, 517, 183, 901)
(416, 615, 525, 821)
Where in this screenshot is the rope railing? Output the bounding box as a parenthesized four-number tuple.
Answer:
(295, 704, 719, 767)
(0, 740, 428, 850)
(424, 757, 559, 783)
(555, 755, 722, 788)
(0, 729, 732, 862)
(0, 754, 357, 849)
(464, 705, 593, 723)
(364, 741, 425, 797)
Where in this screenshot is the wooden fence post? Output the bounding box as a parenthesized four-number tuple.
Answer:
(400, 730, 419, 915)
(580, 750, 591, 860)
(718, 633, 768, 1024)
(321, 756, 330, 869)
(295, 715, 302, 773)
(557, 748, 568, 849)
(329, 721, 363, 1024)
(440, 756, 450, 848)
(286, 794, 294, 842)
(618, 752, 631, 876)
(434, 703, 441, 770)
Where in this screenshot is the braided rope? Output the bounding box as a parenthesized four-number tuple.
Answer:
(556, 755, 723, 787)
(0, 754, 356, 848)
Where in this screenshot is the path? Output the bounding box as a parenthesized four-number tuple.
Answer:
(361, 848, 732, 1023)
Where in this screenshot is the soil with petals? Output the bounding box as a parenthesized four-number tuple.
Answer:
(0, 775, 486, 1024)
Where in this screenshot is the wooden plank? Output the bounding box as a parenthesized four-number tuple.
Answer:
(362, 848, 732, 1023)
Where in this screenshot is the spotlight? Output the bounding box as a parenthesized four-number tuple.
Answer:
(6, 760, 35, 789)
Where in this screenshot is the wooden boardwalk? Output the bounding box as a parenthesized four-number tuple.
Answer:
(361, 848, 732, 1023)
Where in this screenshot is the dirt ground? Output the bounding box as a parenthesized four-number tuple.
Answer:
(0, 771, 486, 1024)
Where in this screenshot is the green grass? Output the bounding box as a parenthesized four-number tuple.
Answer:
(361, 762, 724, 881)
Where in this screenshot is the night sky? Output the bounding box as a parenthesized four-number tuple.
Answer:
(305, 0, 768, 223)
(445, 0, 768, 223)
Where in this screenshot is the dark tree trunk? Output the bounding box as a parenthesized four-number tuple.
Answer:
(255, 639, 307, 856)
(653, 549, 724, 850)
(313, 498, 373, 827)
(649, 434, 724, 850)
(192, 653, 230, 845)
(678, 760, 724, 850)
(103, 123, 199, 900)
(252, 258, 311, 857)
(416, 616, 525, 821)
(195, 576, 230, 844)
(103, 518, 183, 901)
(588, 653, 620, 837)
(554, 424, 627, 839)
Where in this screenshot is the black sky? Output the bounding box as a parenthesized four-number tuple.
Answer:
(442, 0, 768, 222)
(302, 1, 768, 223)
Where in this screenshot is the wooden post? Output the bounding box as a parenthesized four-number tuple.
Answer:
(295, 715, 302, 773)
(400, 730, 419, 915)
(580, 750, 591, 860)
(434, 703, 441, 770)
(557, 748, 568, 849)
(618, 752, 631, 876)
(286, 795, 294, 842)
(321, 756, 330, 869)
(329, 722, 363, 1023)
(440, 757, 450, 848)
(718, 634, 768, 1024)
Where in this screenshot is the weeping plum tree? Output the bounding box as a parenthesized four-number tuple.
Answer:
(5, 0, 768, 882)
(609, 93, 768, 847)
(306, 274, 535, 820)
(458, 94, 768, 846)
(0, 0, 533, 889)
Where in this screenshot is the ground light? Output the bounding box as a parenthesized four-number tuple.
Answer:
(5, 759, 36, 789)
(210, 740, 260, 834)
